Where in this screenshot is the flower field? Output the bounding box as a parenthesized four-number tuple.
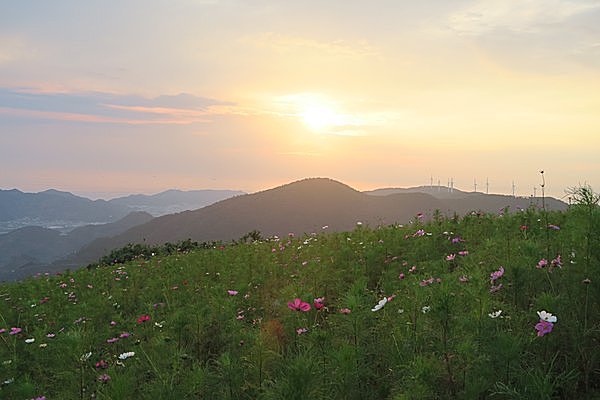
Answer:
(0, 199, 598, 399)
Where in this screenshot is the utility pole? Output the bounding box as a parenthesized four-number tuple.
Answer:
(486, 178, 489, 194)
(450, 178, 454, 193)
(512, 181, 516, 197)
(474, 178, 477, 193)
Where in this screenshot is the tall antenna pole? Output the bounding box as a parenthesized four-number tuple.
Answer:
(486, 177, 489, 194)
(512, 181, 516, 197)
(474, 178, 477, 193)
(438, 179, 441, 192)
(450, 178, 454, 193)
(447, 178, 450, 192)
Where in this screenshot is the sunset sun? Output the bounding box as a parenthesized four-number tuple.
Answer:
(299, 104, 339, 131)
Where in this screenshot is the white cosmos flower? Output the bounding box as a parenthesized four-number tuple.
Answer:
(80, 352, 92, 361)
(118, 351, 135, 360)
(537, 310, 557, 323)
(371, 297, 388, 312)
(421, 306, 431, 313)
(488, 310, 502, 319)
(25, 338, 35, 344)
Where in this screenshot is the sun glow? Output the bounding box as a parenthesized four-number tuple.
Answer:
(299, 104, 340, 131)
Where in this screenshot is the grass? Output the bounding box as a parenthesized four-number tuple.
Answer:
(0, 200, 598, 399)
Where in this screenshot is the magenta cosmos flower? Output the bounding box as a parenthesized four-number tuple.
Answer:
(490, 266, 504, 282)
(288, 298, 311, 312)
(535, 320, 554, 337)
(313, 297, 325, 310)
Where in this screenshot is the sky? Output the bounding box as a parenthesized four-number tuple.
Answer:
(1, 0, 599, 199)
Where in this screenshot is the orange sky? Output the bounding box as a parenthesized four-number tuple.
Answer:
(1, 1, 599, 199)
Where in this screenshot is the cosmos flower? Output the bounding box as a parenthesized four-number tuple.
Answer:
(537, 310, 557, 323)
(371, 297, 388, 312)
(227, 290, 238, 296)
(537, 259, 548, 269)
(339, 308, 351, 314)
(118, 351, 135, 360)
(446, 254, 456, 261)
(137, 315, 150, 324)
(287, 298, 311, 312)
(490, 266, 504, 282)
(488, 310, 502, 319)
(421, 306, 431, 313)
(313, 297, 325, 310)
(489, 284, 503, 293)
(535, 320, 554, 337)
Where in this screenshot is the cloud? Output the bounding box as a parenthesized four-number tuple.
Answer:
(448, 0, 600, 35)
(0, 88, 231, 125)
(242, 32, 378, 57)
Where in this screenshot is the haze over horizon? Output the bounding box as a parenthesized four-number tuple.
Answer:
(1, 1, 599, 199)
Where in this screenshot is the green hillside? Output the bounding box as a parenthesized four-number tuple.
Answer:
(1, 195, 598, 399)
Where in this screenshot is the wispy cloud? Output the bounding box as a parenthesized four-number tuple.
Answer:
(448, 0, 600, 35)
(242, 32, 378, 57)
(0, 88, 230, 125)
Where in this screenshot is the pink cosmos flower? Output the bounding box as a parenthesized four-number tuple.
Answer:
(446, 254, 456, 261)
(537, 259, 548, 269)
(548, 224, 560, 230)
(313, 297, 325, 310)
(98, 374, 111, 383)
(9, 327, 22, 335)
(339, 308, 351, 314)
(489, 284, 503, 293)
(535, 320, 554, 337)
(520, 225, 528, 231)
(287, 298, 311, 312)
(137, 315, 150, 324)
(227, 290, 238, 296)
(419, 277, 435, 287)
(551, 255, 562, 269)
(0, 329, 6, 334)
(398, 273, 405, 280)
(119, 332, 130, 338)
(490, 266, 505, 282)
(458, 251, 469, 256)
(296, 327, 308, 335)
(95, 360, 109, 369)
(451, 236, 465, 244)
(459, 275, 469, 283)
(107, 337, 119, 343)
(110, 321, 117, 326)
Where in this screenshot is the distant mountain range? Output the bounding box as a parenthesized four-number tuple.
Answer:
(109, 189, 246, 216)
(0, 178, 568, 280)
(0, 188, 246, 233)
